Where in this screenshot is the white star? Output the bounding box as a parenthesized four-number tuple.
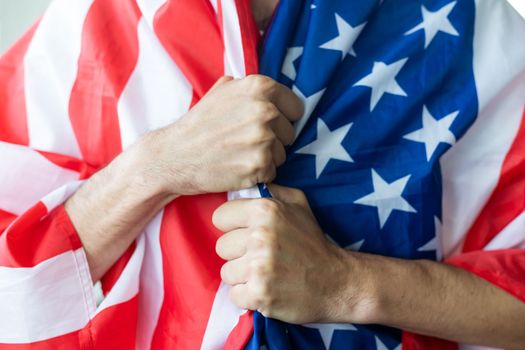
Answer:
(418, 217, 443, 260)
(375, 336, 401, 350)
(403, 106, 458, 161)
(296, 119, 353, 178)
(319, 14, 366, 60)
(304, 323, 357, 349)
(354, 169, 416, 229)
(345, 239, 365, 251)
(353, 58, 408, 111)
(281, 47, 304, 81)
(292, 86, 325, 138)
(405, 1, 459, 49)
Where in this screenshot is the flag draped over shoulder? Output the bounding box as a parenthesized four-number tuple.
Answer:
(253, 1, 525, 349)
(0, 1, 524, 350)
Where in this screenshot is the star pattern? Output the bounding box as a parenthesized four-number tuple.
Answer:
(292, 86, 326, 138)
(296, 118, 353, 178)
(257, 0, 475, 348)
(375, 336, 401, 350)
(353, 58, 408, 111)
(282, 47, 304, 80)
(320, 14, 366, 60)
(403, 106, 458, 161)
(345, 239, 365, 251)
(405, 1, 459, 48)
(304, 323, 357, 349)
(417, 217, 443, 260)
(354, 169, 417, 229)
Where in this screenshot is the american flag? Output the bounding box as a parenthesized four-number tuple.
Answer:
(0, 0, 524, 350)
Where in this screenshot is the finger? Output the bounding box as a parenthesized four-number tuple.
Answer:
(270, 114, 295, 146)
(212, 199, 254, 232)
(229, 283, 258, 310)
(221, 257, 250, 285)
(206, 76, 234, 95)
(267, 82, 304, 122)
(267, 184, 309, 207)
(216, 228, 251, 260)
(271, 141, 286, 168)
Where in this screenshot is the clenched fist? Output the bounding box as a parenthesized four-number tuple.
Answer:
(134, 75, 304, 196)
(212, 185, 366, 324)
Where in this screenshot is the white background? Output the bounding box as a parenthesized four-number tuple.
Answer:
(0, 0, 525, 54)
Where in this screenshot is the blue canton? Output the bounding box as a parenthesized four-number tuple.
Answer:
(247, 0, 479, 349)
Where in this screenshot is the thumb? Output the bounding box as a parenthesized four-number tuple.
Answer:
(206, 76, 234, 95)
(267, 184, 310, 209)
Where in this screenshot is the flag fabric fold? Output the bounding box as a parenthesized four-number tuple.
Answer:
(0, 0, 524, 349)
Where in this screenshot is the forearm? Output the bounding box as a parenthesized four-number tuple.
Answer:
(340, 253, 525, 349)
(65, 145, 176, 282)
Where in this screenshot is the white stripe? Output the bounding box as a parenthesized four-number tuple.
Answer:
(221, 0, 246, 78)
(41, 181, 83, 212)
(0, 141, 79, 215)
(440, 0, 525, 257)
(210, 0, 219, 15)
(202, 2, 252, 347)
(94, 233, 145, 315)
(485, 211, 525, 250)
(117, 17, 193, 149)
(137, 212, 165, 350)
(136, 0, 168, 29)
(0, 249, 95, 343)
(201, 283, 247, 350)
(24, 0, 93, 157)
(507, 0, 525, 18)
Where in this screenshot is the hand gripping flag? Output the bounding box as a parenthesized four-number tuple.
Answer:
(0, 0, 525, 350)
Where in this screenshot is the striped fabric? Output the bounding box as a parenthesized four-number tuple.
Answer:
(0, 0, 258, 348)
(0, 0, 524, 349)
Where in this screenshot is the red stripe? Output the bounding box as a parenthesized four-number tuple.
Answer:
(37, 150, 95, 179)
(0, 21, 40, 146)
(151, 194, 227, 349)
(0, 204, 81, 268)
(154, 0, 224, 98)
(402, 333, 457, 350)
(0, 296, 138, 350)
(224, 312, 255, 350)
(234, 0, 260, 75)
(100, 242, 136, 296)
(68, 0, 141, 170)
(447, 249, 525, 302)
(463, 109, 525, 252)
(0, 208, 17, 234)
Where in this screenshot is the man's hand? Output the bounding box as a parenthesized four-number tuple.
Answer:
(66, 75, 303, 281)
(135, 75, 304, 196)
(213, 185, 525, 349)
(212, 184, 362, 324)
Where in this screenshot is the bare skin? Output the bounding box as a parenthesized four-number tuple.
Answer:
(66, 75, 304, 281)
(213, 185, 525, 349)
(65, 0, 525, 348)
(251, 0, 280, 30)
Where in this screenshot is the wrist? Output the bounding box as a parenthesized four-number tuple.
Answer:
(112, 141, 178, 203)
(328, 250, 386, 325)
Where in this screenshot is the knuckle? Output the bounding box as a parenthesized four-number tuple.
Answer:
(248, 150, 272, 174)
(249, 258, 265, 276)
(245, 74, 274, 94)
(292, 188, 307, 203)
(258, 199, 282, 219)
(251, 125, 274, 144)
(252, 101, 279, 122)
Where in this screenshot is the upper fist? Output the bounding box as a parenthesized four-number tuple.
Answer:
(137, 75, 304, 196)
